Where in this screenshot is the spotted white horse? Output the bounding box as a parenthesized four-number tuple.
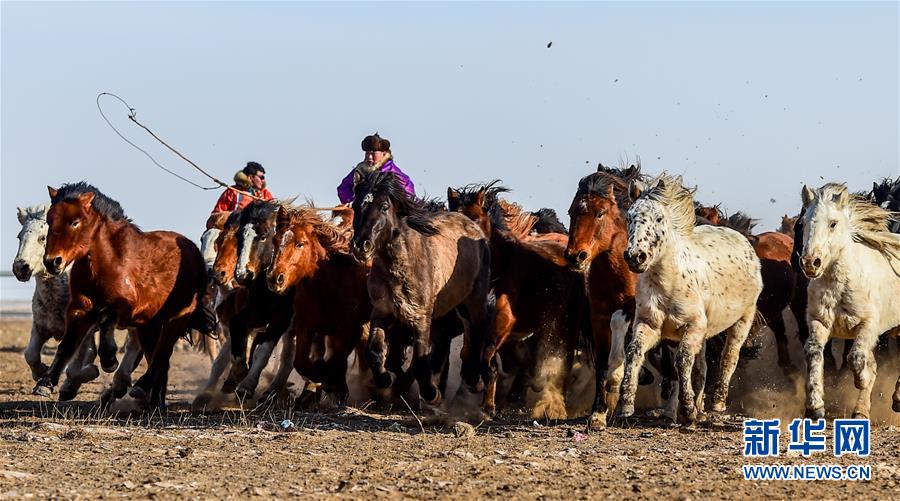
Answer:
(13, 204, 139, 401)
(616, 175, 763, 425)
(799, 183, 900, 419)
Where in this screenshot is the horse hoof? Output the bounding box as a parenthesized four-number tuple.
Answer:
(805, 407, 825, 419)
(893, 400, 900, 413)
(589, 411, 607, 431)
(615, 403, 635, 419)
(58, 386, 78, 402)
(374, 372, 395, 389)
(32, 382, 53, 398)
(234, 386, 255, 402)
(851, 411, 869, 420)
(83, 365, 101, 382)
(191, 393, 214, 412)
(129, 386, 148, 402)
(101, 358, 119, 374)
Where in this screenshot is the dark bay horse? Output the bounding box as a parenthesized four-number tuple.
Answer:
(35, 182, 214, 409)
(267, 205, 371, 403)
(448, 181, 588, 419)
(351, 171, 491, 408)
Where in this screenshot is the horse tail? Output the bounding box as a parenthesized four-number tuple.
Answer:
(188, 286, 218, 338)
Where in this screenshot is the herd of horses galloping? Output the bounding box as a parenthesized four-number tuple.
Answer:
(11, 166, 900, 429)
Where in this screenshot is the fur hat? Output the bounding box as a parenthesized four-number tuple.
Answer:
(361, 133, 391, 153)
(234, 170, 251, 189)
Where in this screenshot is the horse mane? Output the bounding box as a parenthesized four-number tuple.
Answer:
(641, 174, 697, 236)
(817, 183, 900, 262)
(280, 205, 351, 254)
(52, 181, 130, 222)
(20, 204, 50, 222)
(356, 171, 438, 236)
(532, 208, 568, 234)
(576, 168, 636, 209)
(421, 197, 448, 213)
(497, 200, 538, 237)
(451, 180, 510, 209)
(724, 211, 758, 237)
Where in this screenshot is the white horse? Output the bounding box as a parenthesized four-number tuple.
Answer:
(13, 204, 132, 400)
(616, 175, 763, 424)
(799, 183, 900, 418)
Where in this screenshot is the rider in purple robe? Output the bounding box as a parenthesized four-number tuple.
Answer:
(337, 133, 415, 204)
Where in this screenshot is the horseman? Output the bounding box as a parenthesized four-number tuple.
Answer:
(337, 133, 415, 204)
(212, 161, 274, 213)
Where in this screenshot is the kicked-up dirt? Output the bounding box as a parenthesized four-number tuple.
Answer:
(1, 317, 899, 499)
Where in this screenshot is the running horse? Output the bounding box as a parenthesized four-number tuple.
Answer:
(351, 171, 491, 408)
(34, 182, 215, 410)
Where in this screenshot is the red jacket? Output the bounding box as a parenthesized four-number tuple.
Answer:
(212, 186, 274, 213)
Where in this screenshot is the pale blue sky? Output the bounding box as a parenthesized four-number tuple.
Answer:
(2, 1, 898, 300)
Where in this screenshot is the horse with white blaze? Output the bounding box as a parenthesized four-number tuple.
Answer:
(799, 182, 900, 419)
(616, 175, 763, 425)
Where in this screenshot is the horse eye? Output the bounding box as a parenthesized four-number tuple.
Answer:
(829, 220, 837, 229)
(381, 202, 389, 213)
(70, 220, 80, 228)
(655, 216, 663, 223)
(38, 236, 46, 243)
(595, 212, 604, 219)
(295, 242, 304, 248)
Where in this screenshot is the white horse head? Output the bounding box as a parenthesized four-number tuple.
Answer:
(199, 227, 221, 272)
(13, 204, 51, 281)
(624, 176, 695, 273)
(800, 183, 854, 278)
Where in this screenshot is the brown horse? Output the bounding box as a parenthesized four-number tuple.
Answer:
(35, 182, 214, 409)
(266, 205, 371, 402)
(351, 171, 491, 409)
(779, 214, 798, 235)
(563, 166, 643, 428)
(448, 181, 588, 419)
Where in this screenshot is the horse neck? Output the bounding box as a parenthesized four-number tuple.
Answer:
(588, 222, 634, 298)
(83, 219, 133, 280)
(641, 229, 683, 290)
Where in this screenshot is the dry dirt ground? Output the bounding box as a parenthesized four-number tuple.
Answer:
(1, 317, 899, 499)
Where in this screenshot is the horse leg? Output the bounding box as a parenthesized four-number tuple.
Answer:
(410, 317, 440, 406)
(192, 333, 232, 411)
(616, 321, 661, 418)
(25, 323, 52, 381)
(804, 319, 831, 419)
(661, 343, 680, 421)
(767, 312, 792, 375)
(222, 309, 252, 393)
(847, 322, 880, 419)
(260, 329, 297, 402)
(59, 333, 100, 401)
(429, 315, 456, 398)
(674, 323, 707, 426)
(101, 330, 142, 407)
(97, 314, 120, 373)
(691, 343, 708, 419)
(482, 294, 515, 417)
(322, 333, 353, 405)
(34, 310, 98, 396)
(589, 311, 617, 430)
(236, 309, 292, 401)
(710, 307, 755, 414)
(130, 315, 187, 412)
(365, 313, 394, 389)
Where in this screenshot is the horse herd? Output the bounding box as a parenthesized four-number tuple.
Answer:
(11, 167, 900, 428)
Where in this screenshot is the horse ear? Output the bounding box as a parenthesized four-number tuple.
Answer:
(596, 162, 605, 172)
(77, 192, 95, 210)
(801, 185, 815, 207)
(47, 186, 58, 199)
(276, 205, 288, 222)
(873, 181, 879, 193)
(475, 189, 487, 208)
(17, 207, 27, 224)
(629, 180, 644, 201)
(447, 187, 459, 208)
(832, 188, 849, 208)
(625, 164, 637, 177)
(656, 178, 667, 191)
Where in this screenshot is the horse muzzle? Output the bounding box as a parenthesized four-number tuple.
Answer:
(623, 249, 649, 273)
(800, 255, 823, 279)
(563, 248, 590, 272)
(12, 260, 32, 282)
(43, 256, 64, 276)
(234, 268, 255, 286)
(267, 272, 287, 294)
(350, 239, 374, 262)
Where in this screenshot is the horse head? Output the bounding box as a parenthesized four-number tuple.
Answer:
(44, 185, 101, 275)
(799, 183, 852, 278)
(268, 206, 330, 294)
(234, 201, 278, 286)
(13, 204, 50, 281)
(624, 176, 693, 273)
(566, 173, 628, 272)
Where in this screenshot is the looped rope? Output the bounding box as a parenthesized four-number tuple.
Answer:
(97, 92, 341, 211)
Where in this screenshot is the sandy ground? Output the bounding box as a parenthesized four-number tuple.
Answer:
(1, 317, 899, 499)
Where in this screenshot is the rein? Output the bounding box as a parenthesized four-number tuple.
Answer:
(97, 92, 340, 211)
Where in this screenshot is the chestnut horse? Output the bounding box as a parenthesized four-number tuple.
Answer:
(266, 205, 371, 403)
(563, 165, 644, 428)
(448, 181, 589, 419)
(35, 182, 214, 409)
(351, 171, 491, 408)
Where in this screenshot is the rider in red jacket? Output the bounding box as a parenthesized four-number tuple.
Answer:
(212, 161, 274, 213)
